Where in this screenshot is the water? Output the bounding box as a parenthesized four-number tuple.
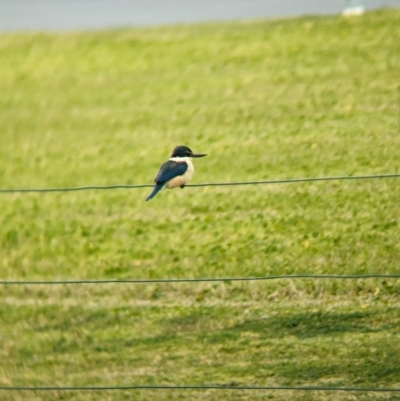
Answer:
(0, 0, 399, 31)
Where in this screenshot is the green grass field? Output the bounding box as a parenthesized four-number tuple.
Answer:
(1, 8, 400, 401)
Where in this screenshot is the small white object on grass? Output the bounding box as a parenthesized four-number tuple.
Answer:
(342, 0, 365, 16)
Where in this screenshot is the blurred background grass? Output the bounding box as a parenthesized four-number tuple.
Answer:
(0, 9, 400, 400)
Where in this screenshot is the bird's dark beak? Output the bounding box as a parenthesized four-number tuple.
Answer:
(192, 153, 207, 158)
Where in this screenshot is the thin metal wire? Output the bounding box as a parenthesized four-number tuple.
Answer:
(0, 184, 151, 193)
(0, 173, 399, 193)
(189, 173, 400, 187)
(1, 384, 399, 392)
(1, 274, 399, 285)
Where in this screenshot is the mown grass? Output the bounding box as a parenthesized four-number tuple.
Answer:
(0, 9, 400, 401)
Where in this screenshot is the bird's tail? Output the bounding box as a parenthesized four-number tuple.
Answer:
(145, 184, 163, 201)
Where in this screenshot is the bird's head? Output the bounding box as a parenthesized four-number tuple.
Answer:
(171, 145, 207, 158)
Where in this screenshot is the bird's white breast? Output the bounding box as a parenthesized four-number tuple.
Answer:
(165, 157, 194, 189)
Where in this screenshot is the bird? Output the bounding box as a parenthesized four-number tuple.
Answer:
(146, 145, 207, 201)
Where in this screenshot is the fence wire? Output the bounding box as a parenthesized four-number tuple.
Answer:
(0, 173, 399, 193)
(1, 273, 400, 285)
(1, 384, 400, 392)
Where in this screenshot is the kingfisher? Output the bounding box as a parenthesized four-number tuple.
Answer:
(146, 145, 207, 201)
